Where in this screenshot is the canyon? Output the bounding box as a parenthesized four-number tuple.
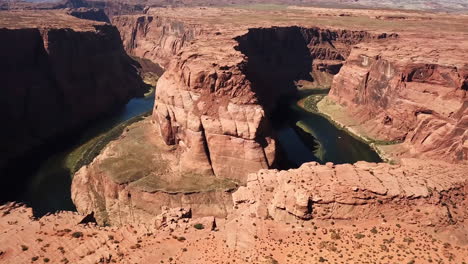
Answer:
(0, 3, 468, 264)
(71, 6, 468, 226)
(0, 10, 147, 172)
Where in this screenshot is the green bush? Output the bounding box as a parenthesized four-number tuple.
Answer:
(193, 223, 205, 230)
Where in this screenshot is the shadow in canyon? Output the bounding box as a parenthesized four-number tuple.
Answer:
(235, 26, 383, 169)
(235, 26, 314, 111)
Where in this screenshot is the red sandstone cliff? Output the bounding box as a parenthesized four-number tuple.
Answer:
(0, 11, 147, 168)
(329, 42, 468, 163)
(152, 26, 395, 182)
(113, 14, 201, 68)
(71, 8, 467, 226)
(66, 7, 110, 22)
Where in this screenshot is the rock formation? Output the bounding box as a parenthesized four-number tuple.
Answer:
(71, 7, 467, 226)
(1, 5, 468, 263)
(66, 7, 110, 22)
(0, 10, 147, 169)
(328, 40, 468, 163)
(113, 14, 201, 68)
(234, 158, 468, 224)
(72, 119, 235, 226)
(152, 25, 395, 183)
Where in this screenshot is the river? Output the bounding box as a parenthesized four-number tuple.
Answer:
(272, 90, 382, 168)
(0, 89, 381, 217)
(0, 95, 155, 217)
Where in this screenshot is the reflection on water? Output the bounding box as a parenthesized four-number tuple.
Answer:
(4, 95, 155, 217)
(273, 91, 382, 168)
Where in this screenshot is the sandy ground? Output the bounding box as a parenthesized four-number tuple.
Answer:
(1, 203, 467, 264)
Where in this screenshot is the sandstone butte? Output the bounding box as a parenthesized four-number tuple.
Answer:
(1, 5, 468, 264)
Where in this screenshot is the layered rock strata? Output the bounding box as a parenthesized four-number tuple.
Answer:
(153, 26, 394, 183)
(72, 119, 235, 226)
(113, 15, 202, 68)
(234, 158, 468, 226)
(0, 11, 146, 168)
(66, 7, 110, 22)
(73, 7, 467, 226)
(328, 40, 468, 163)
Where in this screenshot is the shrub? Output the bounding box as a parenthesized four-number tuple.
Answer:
(403, 237, 415, 244)
(330, 231, 341, 240)
(354, 233, 365, 239)
(21, 245, 28, 251)
(193, 224, 205, 230)
(71, 232, 83, 238)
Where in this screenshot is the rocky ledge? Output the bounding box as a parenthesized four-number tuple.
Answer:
(235, 159, 468, 225)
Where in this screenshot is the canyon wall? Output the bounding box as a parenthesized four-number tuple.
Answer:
(153, 26, 395, 183)
(0, 22, 147, 168)
(113, 14, 201, 68)
(329, 45, 468, 163)
(66, 7, 110, 22)
(235, 26, 396, 109)
(71, 7, 467, 227)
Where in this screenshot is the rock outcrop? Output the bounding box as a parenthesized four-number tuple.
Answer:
(328, 40, 468, 163)
(0, 11, 147, 168)
(72, 119, 235, 226)
(153, 25, 394, 182)
(233, 158, 468, 225)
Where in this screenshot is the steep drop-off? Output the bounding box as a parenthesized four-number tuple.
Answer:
(234, 26, 396, 111)
(153, 26, 394, 182)
(0, 12, 147, 169)
(72, 19, 397, 225)
(113, 14, 201, 68)
(66, 7, 110, 22)
(72, 7, 467, 227)
(327, 42, 468, 163)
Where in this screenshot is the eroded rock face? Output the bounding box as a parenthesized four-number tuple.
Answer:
(153, 52, 275, 182)
(66, 7, 110, 22)
(72, 119, 235, 226)
(233, 159, 468, 225)
(329, 45, 468, 162)
(113, 15, 201, 68)
(72, 7, 467, 227)
(153, 26, 394, 183)
(0, 13, 146, 168)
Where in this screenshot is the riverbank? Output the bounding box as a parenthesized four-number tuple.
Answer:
(273, 89, 382, 166)
(0, 92, 156, 217)
(314, 96, 406, 163)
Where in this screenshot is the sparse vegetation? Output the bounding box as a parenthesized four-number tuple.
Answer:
(194, 223, 205, 230)
(354, 233, 365, 239)
(71, 232, 83, 238)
